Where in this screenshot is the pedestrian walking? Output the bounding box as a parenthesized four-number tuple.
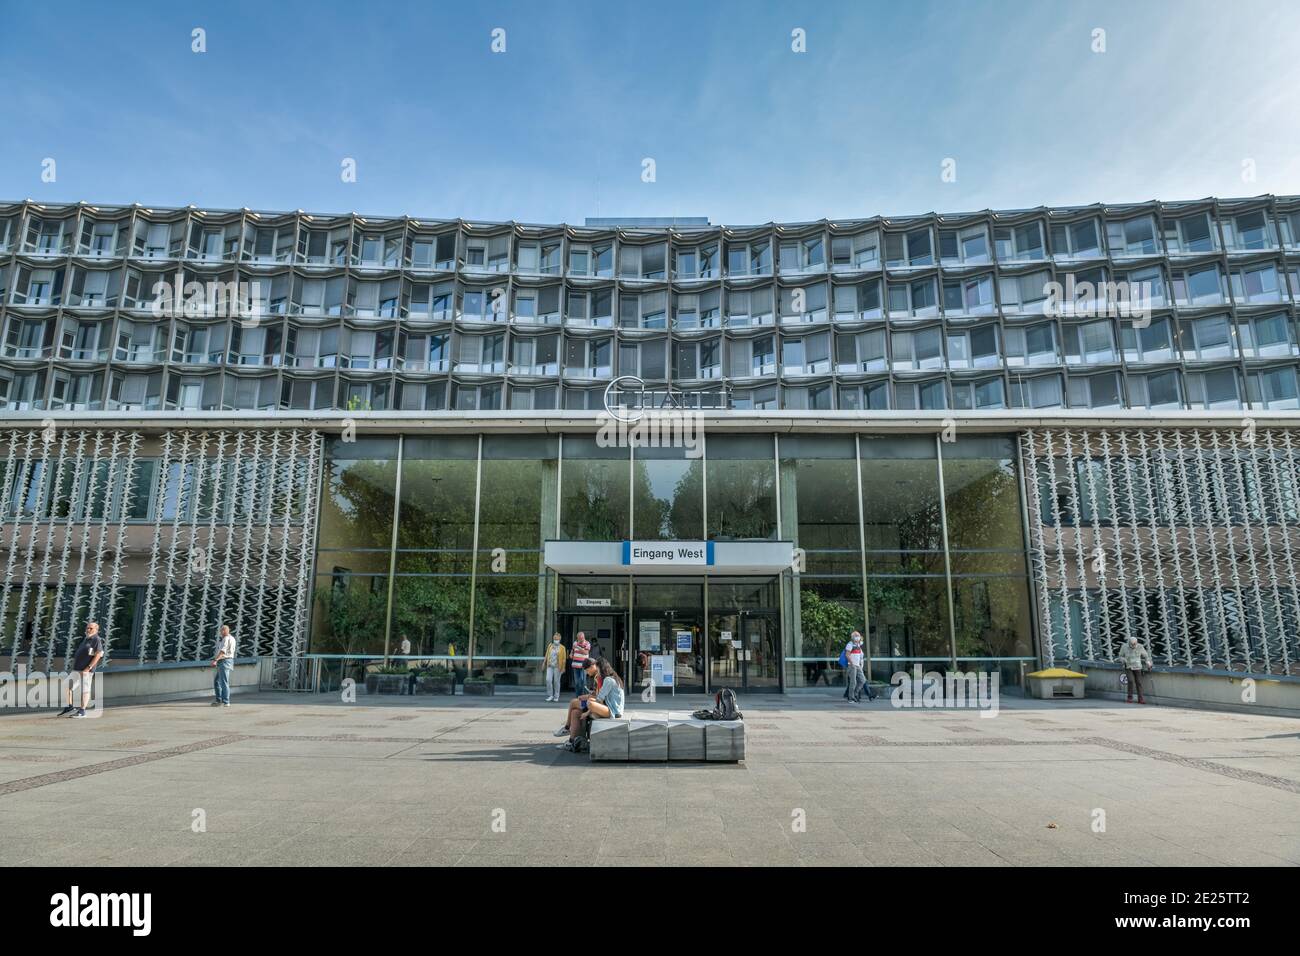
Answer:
(843, 630, 872, 703)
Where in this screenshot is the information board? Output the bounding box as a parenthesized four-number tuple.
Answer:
(639, 620, 661, 652)
(650, 654, 675, 687)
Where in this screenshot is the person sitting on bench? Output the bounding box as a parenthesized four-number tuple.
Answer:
(554, 658, 602, 742)
(589, 658, 624, 719)
(553, 658, 623, 749)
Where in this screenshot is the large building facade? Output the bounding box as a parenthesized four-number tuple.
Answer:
(3, 197, 1300, 691)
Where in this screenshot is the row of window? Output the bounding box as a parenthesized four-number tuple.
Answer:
(5, 204, 1299, 274)
(5, 311, 1298, 375)
(3, 362, 1295, 412)
(4, 258, 1299, 321)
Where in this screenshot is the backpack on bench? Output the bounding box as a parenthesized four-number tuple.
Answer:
(693, 687, 742, 721)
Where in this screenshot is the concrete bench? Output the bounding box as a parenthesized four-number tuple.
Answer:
(588, 710, 745, 762)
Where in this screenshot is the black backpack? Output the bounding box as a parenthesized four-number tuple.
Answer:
(693, 687, 742, 721)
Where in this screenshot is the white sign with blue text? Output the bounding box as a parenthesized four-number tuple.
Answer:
(623, 541, 714, 566)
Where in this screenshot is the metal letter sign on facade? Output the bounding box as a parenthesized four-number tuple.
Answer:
(622, 541, 714, 566)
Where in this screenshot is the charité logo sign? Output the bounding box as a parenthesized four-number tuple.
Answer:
(597, 376, 706, 458)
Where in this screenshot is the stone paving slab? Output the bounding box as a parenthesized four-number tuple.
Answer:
(0, 692, 1297, 865)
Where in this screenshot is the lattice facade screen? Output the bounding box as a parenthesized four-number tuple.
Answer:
(1021, 426, 1300, 676)
(0, 427, 322, 683)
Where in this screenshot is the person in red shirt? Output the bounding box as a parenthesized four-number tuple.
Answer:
(570, 632, 591, 695)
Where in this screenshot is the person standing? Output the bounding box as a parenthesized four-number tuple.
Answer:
(1119, 636, 1153, 704)
(396, 632, 414, 693)
(61, 621, 104, 718)
(843, 630, 870, 703)
(542, 632, 567, 702)
(570, 631, 591, 695)
(210, 624, 236, 707)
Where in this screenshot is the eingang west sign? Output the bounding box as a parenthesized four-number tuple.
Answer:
(622, 541, 714, 566)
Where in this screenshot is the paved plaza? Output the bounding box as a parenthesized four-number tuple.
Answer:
(1, 691, 1297, 867)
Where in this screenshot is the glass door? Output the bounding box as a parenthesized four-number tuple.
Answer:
(556, 577, 630, 691)
(708, 578, 782, 692)
(631, 580, 706, 694)
(556, 611, 628, 692)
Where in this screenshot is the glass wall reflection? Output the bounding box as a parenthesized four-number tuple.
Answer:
(943, 436, 1034, 668)
(392, 437, 478, 668)
(632, 445, 703, 540)
(705, 434, 777, 540)
(308, 430, 1038, 691)
(860, 435, 949, 679)
(313, 437, 397, 658)
(559, 436, 629, 540)
(473, 436, 556, 684)
(780, 436, 866, 689)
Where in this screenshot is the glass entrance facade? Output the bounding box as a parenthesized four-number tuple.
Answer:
(552, 576, 779, 694)
(631, 580, 706, 692)
(309, 430, 1037, 690)
(708, 579, 782, 691)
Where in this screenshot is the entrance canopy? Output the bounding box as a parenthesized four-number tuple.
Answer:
(544, 540, 795, 576)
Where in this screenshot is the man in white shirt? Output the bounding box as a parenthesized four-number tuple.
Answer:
(210, 625, 237, 707)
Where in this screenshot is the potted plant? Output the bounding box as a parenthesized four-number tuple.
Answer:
(414, 666, 455, 695)
(462, 675, 495, 697)
(366, 663, 409, 695)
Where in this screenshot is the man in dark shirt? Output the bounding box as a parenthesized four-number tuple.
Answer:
(60, 621, 104, 718)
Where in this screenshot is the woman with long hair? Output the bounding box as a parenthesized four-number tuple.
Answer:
(553, 657, 624, 749)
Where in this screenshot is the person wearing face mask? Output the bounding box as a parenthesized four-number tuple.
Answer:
(542, 632, 567, 702)
(843, 630, 871, 703)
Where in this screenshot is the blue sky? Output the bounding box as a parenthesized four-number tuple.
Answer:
(2, 0, 1298, 225)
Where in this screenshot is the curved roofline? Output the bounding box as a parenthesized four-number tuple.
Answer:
(6, 194, 1298, 236)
